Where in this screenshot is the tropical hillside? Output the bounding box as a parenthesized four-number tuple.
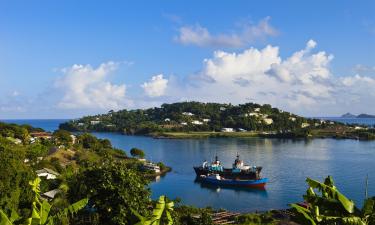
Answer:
(60, 101, 375, 140)
(0, 122, 179, 225)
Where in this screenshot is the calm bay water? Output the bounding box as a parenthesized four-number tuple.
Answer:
(3, 118, 375, 212)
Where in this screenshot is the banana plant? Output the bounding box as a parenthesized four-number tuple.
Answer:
(132, 195, 174, 225)
(291, 176, 375, 225)
(0, 178, 88, 225)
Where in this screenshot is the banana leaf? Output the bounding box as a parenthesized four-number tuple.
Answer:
(306, 177, 355, 213)
(0, 210, 13, 225)
(290, 203, 316, 225)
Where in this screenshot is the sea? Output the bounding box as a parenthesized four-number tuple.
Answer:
(2, 118, 375, 212)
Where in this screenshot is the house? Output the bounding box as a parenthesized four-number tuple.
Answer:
(77, 122, 85, 126)
(254, 108, 261, 112)
(289, 117, 296, 122)
(142, 162, 160, 173)
(182, 112, 194, 116)
(180, 122, 187, 126)
(202, 118, 211, 122)
(42, 189, 60, 201)
(7, 137, 22, 144)
(220, 107, 226, 111)
(70, 134, 76, 144)
(90, 120, 100, 125)
(221, 128, 234, 132)
(237, 128, 247, 132)
(263, 118, 273, 125)
(30, 132, 52, 139)
(192, 120, 203, 125)
(36, 168, 60, 180)
(164, 118, 171, 122)
(301, 123, 310, 128)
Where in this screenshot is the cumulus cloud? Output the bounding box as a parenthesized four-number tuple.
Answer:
(161, 40, 360, 115)
(175, 17, 278, 48)
(141, 74, 169, 97)
(55, 61, 128, 110)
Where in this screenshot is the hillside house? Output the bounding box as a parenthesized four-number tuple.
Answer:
(221, 128, 234, 132)
(301, 123, 310, 128)
(192, 120, 203, 125)
(263, 118, 273, 125)
(30, 132, 52, 139)
(36, 168, 60, 180)
(203, 118, 211, 122)
(142, 162, 160, 173)
(42, 189, 60, 201)
(182, 112, 194, 116)
(90, 120, 100, 125)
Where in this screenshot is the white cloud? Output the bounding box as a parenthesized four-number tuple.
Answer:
(141, 74, 169, 97)
(56, 61, 129, 110)
(160, 40, 357, 115)
(175, 17, 278, 48)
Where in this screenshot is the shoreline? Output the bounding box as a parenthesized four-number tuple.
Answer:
(84, 129, 375, 141)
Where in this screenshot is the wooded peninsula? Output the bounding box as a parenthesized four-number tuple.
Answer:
(60, 101, 375, 140)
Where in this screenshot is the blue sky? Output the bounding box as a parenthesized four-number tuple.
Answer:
(0, 0, 374, 119)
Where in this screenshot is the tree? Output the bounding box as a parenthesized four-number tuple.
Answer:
(291, 176, 375, 225)
(53, 130, 73, 148)
(68, 162, 151, 225)
(0, 142, 35, 219)
(130, 148, 145, 159)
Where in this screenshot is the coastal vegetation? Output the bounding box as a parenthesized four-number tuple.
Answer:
(59, 101, 375, 140)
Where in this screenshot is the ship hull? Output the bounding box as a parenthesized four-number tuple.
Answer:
(200, 177, 268, 188)
(193, 166, 262, 180)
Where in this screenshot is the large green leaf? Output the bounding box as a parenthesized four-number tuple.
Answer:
(306, 177, 355, 213)
(40, 200, 51, 225)
(0, 210, 13, 225)
(290, 203, 316, 225)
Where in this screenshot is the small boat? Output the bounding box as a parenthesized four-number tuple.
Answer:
(199, 174, 268, 188)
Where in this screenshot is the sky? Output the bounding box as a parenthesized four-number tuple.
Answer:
(0, 0, 374, 119)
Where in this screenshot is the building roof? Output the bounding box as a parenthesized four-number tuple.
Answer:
(36, 168, 60, 176)
(42, 189, 60, 199)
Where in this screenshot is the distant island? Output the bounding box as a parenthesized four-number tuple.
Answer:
(59, 101, 375, 140)
(341, 113, 375, 118)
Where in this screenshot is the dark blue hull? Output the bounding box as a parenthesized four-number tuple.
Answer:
(201, 177, 268, 188)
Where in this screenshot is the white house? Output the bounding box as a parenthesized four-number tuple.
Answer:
(221, 128, 234, 132)
(77, 122, 85, 126)
(142, 162, 160, 173)
(182, 112, 194, 116)
(237, 128, 247, 132)
(192, 120, 203, 125)
(42, 189, 61, 201)
(90, 120, 100, 125)
(301, 123, 310, 128)
(289, 117, 296, 122)
(220, 107, 226, 111)
(180, 122, 187, 126)
(263, 118, 273, 125)
(254, 108, 261, 112)
(202, 118, 211, 122)
(36, 168, 60, 180)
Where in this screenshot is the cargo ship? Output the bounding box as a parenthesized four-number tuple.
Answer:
(194, 154, 268, 188)
(193, 154, 262, 180)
